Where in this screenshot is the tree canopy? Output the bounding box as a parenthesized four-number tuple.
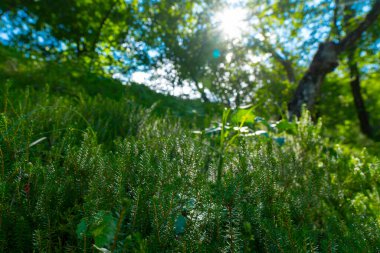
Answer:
(1, 0, 380, 139)
(1, 0, 380, 133)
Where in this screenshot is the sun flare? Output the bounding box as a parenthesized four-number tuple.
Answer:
(215, 7, 248, 38)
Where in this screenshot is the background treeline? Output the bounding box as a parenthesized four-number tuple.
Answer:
(1, 0, 380, 142)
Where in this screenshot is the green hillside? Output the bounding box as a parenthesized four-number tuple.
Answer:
(0, 46, 379, 252)
(0, 46, 220, 129)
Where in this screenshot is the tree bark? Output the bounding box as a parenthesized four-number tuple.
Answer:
(332, 0, 341, 40)
(347, 52, 372, 137)
(343, 3, 373, 138)
(288, 0, 380, 118)
(288, 41, 339, 117)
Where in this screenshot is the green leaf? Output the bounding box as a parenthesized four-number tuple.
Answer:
(76, 219, 88, 239)
(232, 109, 255, 124)
(275, 120, 297, 134)
(273, 137, 285, 146)
(175, 215, 186, 235)
(90, 211, 117, 247)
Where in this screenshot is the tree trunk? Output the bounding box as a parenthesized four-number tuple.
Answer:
(288, 0, 380, 118)
(193, 80, 210, 102)
(348, 52, 372, 137)
(343, 2, 373, 138)
(288, 41, 339, 117)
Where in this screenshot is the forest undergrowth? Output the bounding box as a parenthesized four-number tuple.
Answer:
(0, 50, 380, 252)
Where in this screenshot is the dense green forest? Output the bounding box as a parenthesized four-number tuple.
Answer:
(0, 0, 380, 252)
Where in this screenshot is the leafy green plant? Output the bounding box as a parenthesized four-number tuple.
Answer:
(198, 105, 298, 184)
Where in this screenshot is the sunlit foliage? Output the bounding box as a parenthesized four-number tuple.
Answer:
(0, 0, 380, 252)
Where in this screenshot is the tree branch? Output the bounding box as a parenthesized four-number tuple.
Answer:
(338, 0, 380, 53)
(331, 0, 341, 40)
(250, 37, 296, 84)
(193, 78, 210, 102)
(90, 1, 118, 54)
(288, 0, 380, 118)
